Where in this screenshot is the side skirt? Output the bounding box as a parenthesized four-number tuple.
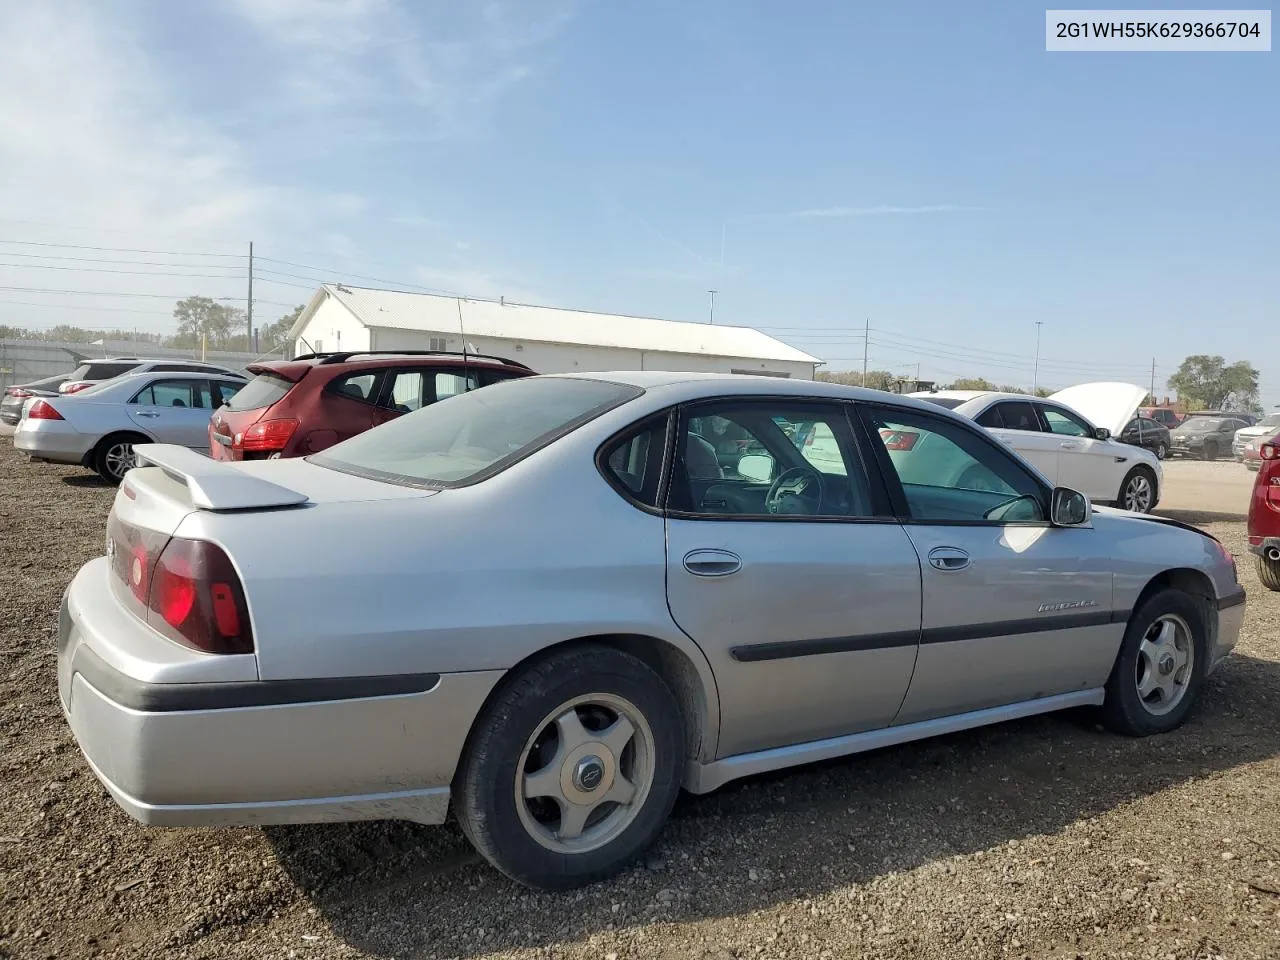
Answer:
(684, 688, 1105, 795)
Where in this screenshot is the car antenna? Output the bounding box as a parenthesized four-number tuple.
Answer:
(455, 297, 471, 385)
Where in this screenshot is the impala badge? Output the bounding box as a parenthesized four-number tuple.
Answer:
(1037, 599, 1098, 613)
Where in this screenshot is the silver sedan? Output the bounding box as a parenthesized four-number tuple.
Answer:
(57, 372, 1246, 889)
(13, 371, 247, 482)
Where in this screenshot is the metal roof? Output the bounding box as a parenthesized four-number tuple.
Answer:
(290, 284, 822, 366)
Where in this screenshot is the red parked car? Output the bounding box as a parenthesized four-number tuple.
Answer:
(209, 350, 534, 461)
(1248, 435, 1280, 591)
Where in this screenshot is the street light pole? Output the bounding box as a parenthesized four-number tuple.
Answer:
(707, 289, 717, 325)
(1032, 321, 1043, 392)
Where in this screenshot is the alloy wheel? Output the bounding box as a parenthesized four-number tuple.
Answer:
(1134, 614, 1194, 716)
(515, 693, 656, 854)
(104, 442, 136, 481)
(1123, 473, 1154, 512)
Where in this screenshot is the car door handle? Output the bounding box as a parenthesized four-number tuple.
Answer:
(1058, 440, 1081, 450)
(683, 549, 742, 578)
(927, 546, 970, 571)
(133, 411, 160, 418)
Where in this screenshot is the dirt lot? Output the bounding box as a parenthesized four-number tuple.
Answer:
(2, 448, 1278, 960)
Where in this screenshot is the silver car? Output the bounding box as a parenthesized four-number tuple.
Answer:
(13, 370, 247, 483)
(57, 373, 1246, 889)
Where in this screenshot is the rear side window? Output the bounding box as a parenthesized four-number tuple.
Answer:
(978, 401, 1041, 432)
(329, 372, 380, 405)
(313, 377, 642, 487)
(84, 362, 139, 380)
(226, 373, 295, 412)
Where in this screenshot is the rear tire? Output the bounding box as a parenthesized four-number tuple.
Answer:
(1155, 443, 1167, 460)
(454, 646, 684, 890)
(1258, 555, 1280, 592)
(92, 432, 147, 484)
(1102, 589, 1208, 736)
(1118, 466, 1157, 513)
(1202, 441, 1218, 461)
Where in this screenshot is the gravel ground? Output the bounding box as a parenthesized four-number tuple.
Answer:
(2, 443, 1279, 960)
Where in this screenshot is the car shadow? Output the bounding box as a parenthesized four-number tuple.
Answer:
(266, 652, 1280, 959)
(60, 474, 111, 488)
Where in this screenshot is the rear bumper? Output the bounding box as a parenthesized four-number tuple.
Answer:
(59, 560, 503, 828)
(1249, 537, 1280, 559)
(13, 419, 95, 464)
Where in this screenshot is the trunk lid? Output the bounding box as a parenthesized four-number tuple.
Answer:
(1048, 382, 1148, 436)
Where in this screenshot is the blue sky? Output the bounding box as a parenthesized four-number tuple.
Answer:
(0, 1, 1275, 402)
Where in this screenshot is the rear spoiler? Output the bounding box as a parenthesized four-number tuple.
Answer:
(132, 444, 310, 512)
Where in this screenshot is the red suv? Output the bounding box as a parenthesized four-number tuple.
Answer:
(1248, 435, 1280, 591)
(209, 350, 534, 461)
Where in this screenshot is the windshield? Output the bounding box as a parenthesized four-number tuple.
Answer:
(312, 377, 643, 487)
(1179, 418, 1222, 433)
(918, 397, 966, 410)
(226, 372, 295, 412)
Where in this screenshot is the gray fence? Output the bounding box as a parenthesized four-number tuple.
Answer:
(0, 339, 284, 391)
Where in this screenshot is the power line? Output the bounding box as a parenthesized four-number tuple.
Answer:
(0, 285, 242, 299)
(255, 256, 464, 296)
(0, 238, 245, 258)
(0, 251, 247, 269)
(0, 262, 244, 279)
(0, 299, 176, 316)
(0, 217, 244, 246)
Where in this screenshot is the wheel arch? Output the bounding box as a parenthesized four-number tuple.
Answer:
(1129, 567, 1215, 636)
(1118, 461, 1160, 509)
(458, 632, 721, 778)
(87, 429, 154, 467)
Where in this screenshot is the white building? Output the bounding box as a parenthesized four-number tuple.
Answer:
(287, 284, 822, 379)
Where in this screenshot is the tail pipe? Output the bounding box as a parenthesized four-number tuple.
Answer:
(1267, 546, 1280, 563)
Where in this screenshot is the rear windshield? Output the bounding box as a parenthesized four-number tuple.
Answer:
(226, 372, 295, 411)
(312, 377, 642, 487)
(1180, 418, 1222, 432)
(918, 397, 965, 410)
(70, 361, 138, 381)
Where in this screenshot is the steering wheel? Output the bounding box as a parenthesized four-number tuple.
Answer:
(766, 466, 825, 516)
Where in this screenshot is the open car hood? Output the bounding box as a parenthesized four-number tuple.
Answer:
(1048, 382, 1148, 436)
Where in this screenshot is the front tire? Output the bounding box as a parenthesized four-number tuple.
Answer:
(1102, 589, 1207, 736)
(1258, 555, 1280, 592)
(92, 432, 147, 484)
(454, 646, 684, 890)
(1119, 466, 1157, 513)
(1155, 442, 1167, 460)
(1202, 441, 1218, 461)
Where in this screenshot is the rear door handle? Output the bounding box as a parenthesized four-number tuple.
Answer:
(683, 549, 742, 578)
(134, 411, 160, 418)
(927, 546, 970, 571)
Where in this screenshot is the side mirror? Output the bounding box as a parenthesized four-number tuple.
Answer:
(1093, 427, 1111, 441)
(1051, 487, 1091, 526)
(737, 453, 775, 483)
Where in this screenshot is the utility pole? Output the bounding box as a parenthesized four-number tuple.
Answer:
(707, 289, 717, 324)
(862, 318, 870, 385)
(1032, 321, 1043, 392)
(1149, 357, 1156, 402)
(247, 241, 254, 351)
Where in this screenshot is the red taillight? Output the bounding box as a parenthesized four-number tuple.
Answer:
(6, 388, 31, 398)
(107, 514, 253, 655)
(27, 399, 64, 420)
(238, 418, 298, 452)
(148, 538, 254, 654)
(63, 381, 93, 394)
(1261, 443, 1278, 461)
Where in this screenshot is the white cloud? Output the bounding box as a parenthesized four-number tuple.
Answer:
(789, 204, 981, 218)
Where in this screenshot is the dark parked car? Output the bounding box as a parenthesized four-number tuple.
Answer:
(1170, 416, 1250, 460)
(208, 350, 534, 461)
(1119, 417, 1172, 460)
(1, 373, 69, 426)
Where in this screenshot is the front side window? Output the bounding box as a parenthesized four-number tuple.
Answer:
(670, 401, 874, 518)
(860, 406, 1046, 523)
(132, 379, 211, 408)
(313, 377, 642, 487)
(1041, 406, 1091, 437)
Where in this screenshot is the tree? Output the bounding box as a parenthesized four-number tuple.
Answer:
(171, 296, 238, 349)
(817, 369, 894, 391)
(1167, 355, 1259, 411)
(947, 377, 996, 391)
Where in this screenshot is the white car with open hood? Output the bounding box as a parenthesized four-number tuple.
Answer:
(910, 382, 1162, 513)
